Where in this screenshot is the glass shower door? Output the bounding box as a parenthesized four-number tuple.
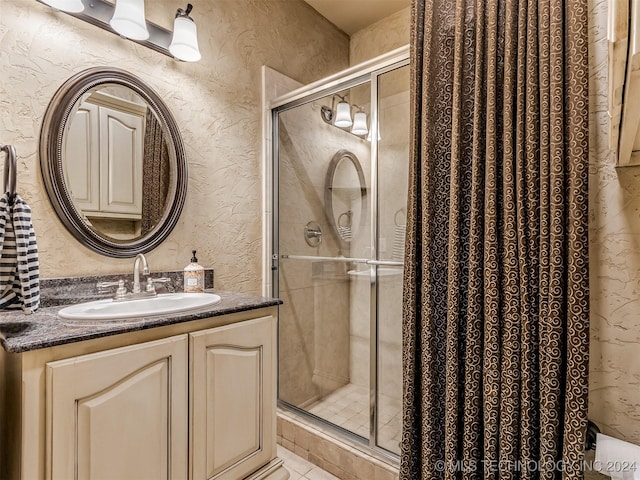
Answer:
(374, 65, 409, 455)
(273, 56, 409, 461)
(276, 80, 374, 442)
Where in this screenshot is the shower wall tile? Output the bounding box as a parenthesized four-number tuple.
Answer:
(349, 273, 371, 334)
(378, 275, 403, 344)
(589, 0, 640, 444)
(378, 341, 402, 399)
(313, 281, 351, 396)
(279, 287, 320, 407)
(0, 0, 348, 293)
(348, 270, 371, 387)
(349, 335, 369, 388)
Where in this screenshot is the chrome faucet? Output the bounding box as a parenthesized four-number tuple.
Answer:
(132, 253, 150, 294)
(94, 254, 164, 302)
(97, 279, 128, 300)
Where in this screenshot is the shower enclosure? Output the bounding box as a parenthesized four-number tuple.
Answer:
(270, 48, 409, 460)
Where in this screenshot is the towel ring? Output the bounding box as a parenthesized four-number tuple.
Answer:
(394, 208, 406, 227)
(1, 144, 17, 203)
(338, 210, 352, 228)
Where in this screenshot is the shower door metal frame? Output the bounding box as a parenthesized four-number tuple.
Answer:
(368, 60, 409, 458)
(268, 46, 409, 465)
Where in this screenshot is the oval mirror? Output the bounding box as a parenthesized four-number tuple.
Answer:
(40, 67, 188, 258)
(324, 150, 367, 253)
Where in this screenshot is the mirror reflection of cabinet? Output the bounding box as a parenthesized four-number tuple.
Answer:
(63, 91, 145, 222)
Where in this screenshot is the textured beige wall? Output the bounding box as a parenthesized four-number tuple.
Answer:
(349, 7, 410, 66)
(0, 0, 348, 293)
(589, 0, 640, 444)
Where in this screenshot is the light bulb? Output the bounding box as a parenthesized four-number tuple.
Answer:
(40, 0, 84, 12)
(169, 14, 201, 62)
(110, 0, 149, 41)
(351, 111, 368, 136)
(334, 101, 353, 128)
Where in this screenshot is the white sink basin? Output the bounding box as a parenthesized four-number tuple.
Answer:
(58, 292, 222, 321)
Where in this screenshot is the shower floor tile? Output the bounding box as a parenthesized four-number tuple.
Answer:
(307, 382, 402, 454)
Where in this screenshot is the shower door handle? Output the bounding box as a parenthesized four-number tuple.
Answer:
(365, 260, 404, 267)
(279, 254, 369, 263)
(278, 255, 404, 267)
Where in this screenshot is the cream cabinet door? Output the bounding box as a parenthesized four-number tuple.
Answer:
(190, 316, 276, 480)
(46, 335, 188, 480)
(63, 102, 101, 212)
(99, 105, 144, 217)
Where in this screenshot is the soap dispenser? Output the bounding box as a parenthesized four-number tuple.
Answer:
(184, 250, 205, 293)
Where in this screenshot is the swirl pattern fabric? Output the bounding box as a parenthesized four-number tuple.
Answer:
(402, 1, 589, 479)
(141, 108, 170, 235)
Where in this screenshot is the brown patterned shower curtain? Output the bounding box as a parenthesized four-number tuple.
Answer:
(401, 1, 589, 480)
(142, 109, 170, 235)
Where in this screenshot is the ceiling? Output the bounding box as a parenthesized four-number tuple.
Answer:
(302, 0, 411, 36)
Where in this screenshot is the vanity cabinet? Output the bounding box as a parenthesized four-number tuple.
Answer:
(0, 307, 287, 480)
(47, 335, 189, 479)
(190, 316, 275, 480)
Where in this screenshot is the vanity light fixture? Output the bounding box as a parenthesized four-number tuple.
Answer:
(333, 96, 353, 128)
(351, 108, 368, 136)
(320, 95, 369, 137)
(39, 0, 84, 13)
(169, 4, 201, 62)
(35, 0, 201, 62)
(110, 0, 149, 41)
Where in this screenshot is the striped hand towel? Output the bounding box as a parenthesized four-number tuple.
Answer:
(0, 194, 40, 313)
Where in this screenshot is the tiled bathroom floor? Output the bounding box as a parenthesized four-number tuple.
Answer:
(278, 444, 340, 480)
(306, 383, 402, 453)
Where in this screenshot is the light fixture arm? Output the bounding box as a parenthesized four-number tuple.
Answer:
(320, 95, 338, 124)
(176, 3, 194, 18)
(320, 106, 334, 124)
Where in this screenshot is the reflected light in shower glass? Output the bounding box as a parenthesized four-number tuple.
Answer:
(366, 128, 381, 142)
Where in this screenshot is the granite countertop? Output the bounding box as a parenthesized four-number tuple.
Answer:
(0, 289, 281, 354)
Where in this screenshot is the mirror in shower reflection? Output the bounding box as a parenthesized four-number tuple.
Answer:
(275, 63, 409, 457)
(325, 149, 367, 254)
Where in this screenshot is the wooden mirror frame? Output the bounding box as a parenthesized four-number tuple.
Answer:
(40, 67, 188, 258)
